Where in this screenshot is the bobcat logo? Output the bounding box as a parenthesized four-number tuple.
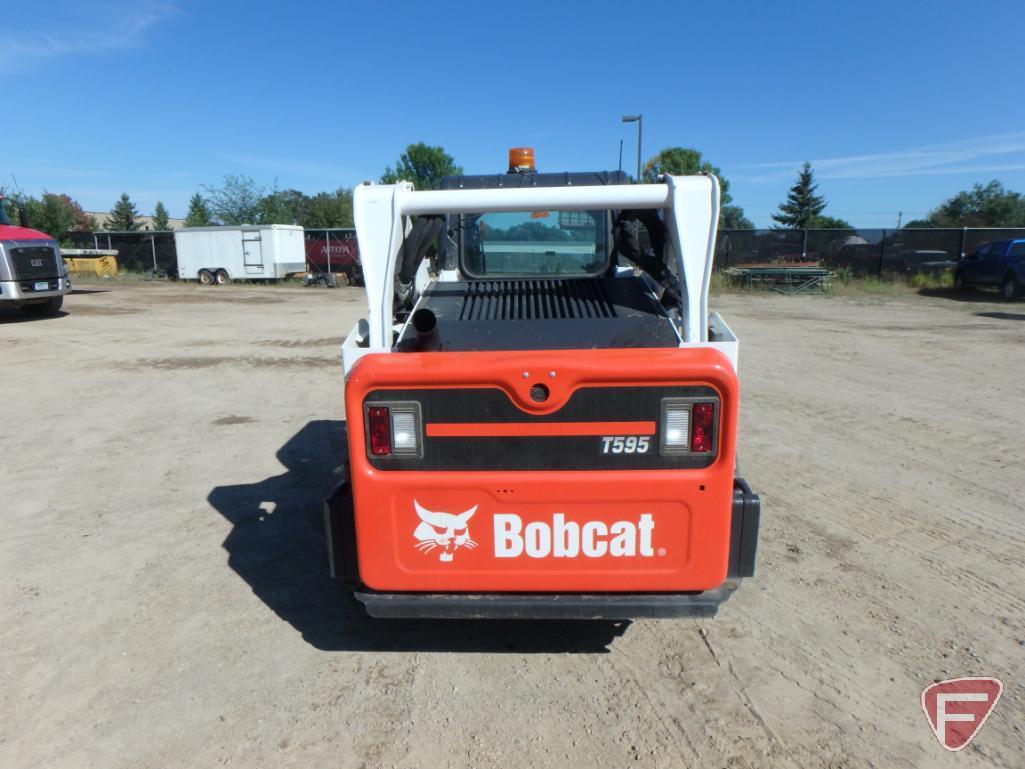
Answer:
(413, 500, 478, 562)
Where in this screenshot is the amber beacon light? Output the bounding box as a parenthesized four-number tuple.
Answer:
(508, 147, 536, 173)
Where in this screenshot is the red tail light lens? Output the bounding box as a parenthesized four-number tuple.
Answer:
(690, 402, 714, 453)
(368, 406, 391, 455)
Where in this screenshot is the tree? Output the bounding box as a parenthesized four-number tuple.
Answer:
(305, 188, 354, 228)
(152, 201, 171, 230)
(771, 162, 826, 229)
(922, 180, 1025, 227)
(184, 193, 214, 227)
(381, 143, 462, 190)
(107, 192, 139, 231)
(642, 147, 753, 229)
(721, 205, 754, 230)
(203, 174, 264, 225)
(258, 187, 312, 225)
(18, 192, 94, 242)
(809, 214, 854, 230)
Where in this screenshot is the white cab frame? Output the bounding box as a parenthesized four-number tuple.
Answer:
(345, 175, 737, 374)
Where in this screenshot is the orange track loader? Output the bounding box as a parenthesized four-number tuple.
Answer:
(326, 150, 760, 619)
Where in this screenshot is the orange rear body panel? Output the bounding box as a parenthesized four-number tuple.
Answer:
(345, 347, 738, 593)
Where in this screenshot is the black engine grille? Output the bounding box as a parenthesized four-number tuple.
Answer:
(10, 246, 60, 280)
(458, 279, 617, 321)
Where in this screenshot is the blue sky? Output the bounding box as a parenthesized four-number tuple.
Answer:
(3, 0, 1024, 227)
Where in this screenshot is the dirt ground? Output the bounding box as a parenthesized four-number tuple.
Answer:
(1, 282, 1023, 769)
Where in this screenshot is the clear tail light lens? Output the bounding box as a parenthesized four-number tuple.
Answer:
(390, 408, 420, 455)
(663, 407, 691, 450)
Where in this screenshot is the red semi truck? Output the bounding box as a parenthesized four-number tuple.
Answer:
(0, 194, 70, 316)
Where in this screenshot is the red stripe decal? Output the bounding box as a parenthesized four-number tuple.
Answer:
(426, 421, 656, 438)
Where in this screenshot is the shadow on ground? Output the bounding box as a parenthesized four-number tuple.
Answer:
(975, 311, 1025, 321)
(69, 288, 111, 295)
(0, 308, 68, 323)
(207, 420, 629, 653)
(917, 287, 1017, 304)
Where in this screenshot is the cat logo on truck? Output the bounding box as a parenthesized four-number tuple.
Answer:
(325, 148, 761, 619)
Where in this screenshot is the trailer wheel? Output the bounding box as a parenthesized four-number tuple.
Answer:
(198, 269, 214, 285)
(21, 296, 64, 316)
(215, 269, 231, 285)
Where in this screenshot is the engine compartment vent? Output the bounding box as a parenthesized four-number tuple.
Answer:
(458, 279, 617, 321)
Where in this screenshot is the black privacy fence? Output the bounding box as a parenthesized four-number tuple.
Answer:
(716, 228, 1025, 276)
(60, 227, 1025, 278)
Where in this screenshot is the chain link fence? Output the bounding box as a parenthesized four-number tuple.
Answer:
(65, 231, 177, 275)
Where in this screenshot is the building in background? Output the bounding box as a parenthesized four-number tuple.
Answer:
(85, 212, 185, 231)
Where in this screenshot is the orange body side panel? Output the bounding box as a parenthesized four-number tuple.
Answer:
(345, 348, 738, 593)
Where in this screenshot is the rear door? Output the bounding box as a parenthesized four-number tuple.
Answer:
(978, 241, 1005, 285)
(961, 246, 982, 284)
(242, 231, 264, 275)
(345, 347, 740, 594)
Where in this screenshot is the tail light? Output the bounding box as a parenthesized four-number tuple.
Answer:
(690, 402, 714, 453)
(368, 407, 391, 455)
(660, 398, 718, 457)
(365, 401, 423, 458)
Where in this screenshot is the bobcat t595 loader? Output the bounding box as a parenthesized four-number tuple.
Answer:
(327, 149, 760, 619)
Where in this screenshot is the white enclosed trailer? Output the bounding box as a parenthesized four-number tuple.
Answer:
(174, 225, 306, 284)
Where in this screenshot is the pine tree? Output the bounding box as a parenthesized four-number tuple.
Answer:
(771, 162, 825, 229)
(184, 193, 214, 227)
(107, 193, 139, 231)
(152, 201, 170, 230)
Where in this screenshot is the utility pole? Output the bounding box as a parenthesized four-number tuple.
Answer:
(622, 114, 642, 181)
(618, 139, 623, 175)
(896, 211, 903, 229)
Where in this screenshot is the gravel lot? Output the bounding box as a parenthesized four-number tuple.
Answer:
(2, 282, 1023, 768)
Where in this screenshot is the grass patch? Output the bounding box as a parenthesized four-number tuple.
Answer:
(710, 267, 955, 298)
(829, 270, 953, 297)
(709, 271, 745, 294)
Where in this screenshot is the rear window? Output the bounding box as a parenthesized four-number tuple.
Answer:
(460, 210, 608, 277)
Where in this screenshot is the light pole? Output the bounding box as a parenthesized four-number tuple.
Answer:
(622, 114, 642, 182)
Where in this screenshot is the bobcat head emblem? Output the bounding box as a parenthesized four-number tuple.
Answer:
(413, 500, 478, 562)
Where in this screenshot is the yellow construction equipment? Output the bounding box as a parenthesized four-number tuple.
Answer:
(62, 249, 119, 277)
